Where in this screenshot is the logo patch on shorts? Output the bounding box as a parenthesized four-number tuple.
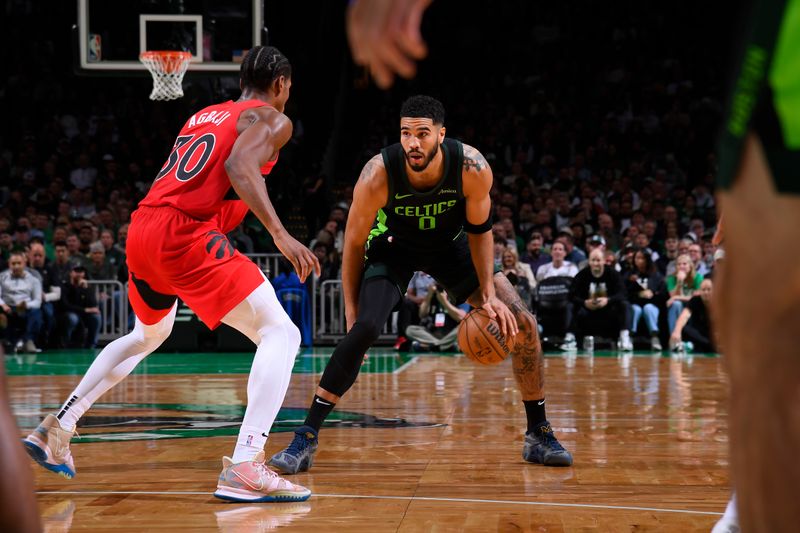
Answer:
(205, 231, 235, 260)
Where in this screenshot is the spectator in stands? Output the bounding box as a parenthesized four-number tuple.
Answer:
(656, 235, 679, 275)
(0, 251, 42, 353)
(578, 234, 606, 269)
(60, 265, 100, 349)
(52, 241, 74, 287)
(666, 253, 703, 335)
(558, 228, 587, 265)
(670, 278, 715, 353)
(405, 284, 468, 351)
(492, 234, 508, 268)
(99, 229, 125, 269)
(396, 271, 435, 350)
(625, 248, 666, 351)
(520, 231, 551, 274)
(311, 242, 340, 285)
(26, 241, 61, 348)
(86, 242, 117, 281)
(114, 224, 129, 256)
(567, 248, 632, 351)
(69, 153, 97, 190)
(271, 259, 304, 291)
(597, 213, 622, 252)
(500, 247, 536, 308)
(688, 242, 710, 277)
(536, 240, 578, 282)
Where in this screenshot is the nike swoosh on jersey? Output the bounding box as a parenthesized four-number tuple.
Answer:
(394, 193, 414, 199)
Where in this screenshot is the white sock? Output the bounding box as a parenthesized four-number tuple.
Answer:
(221, 281, 301, 464)
(231, 425, 269, 463)
(620, 329, 630, 341)
(55, 306, 177, 432)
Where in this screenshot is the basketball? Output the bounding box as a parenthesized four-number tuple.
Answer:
(457, 308, 516, 365)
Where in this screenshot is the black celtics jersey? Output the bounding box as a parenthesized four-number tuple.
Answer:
(368, 138, 465, 252)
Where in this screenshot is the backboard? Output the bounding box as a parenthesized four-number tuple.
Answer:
(76, 0, 264, 73)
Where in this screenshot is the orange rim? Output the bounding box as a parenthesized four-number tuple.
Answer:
(139, 51, 192, 74)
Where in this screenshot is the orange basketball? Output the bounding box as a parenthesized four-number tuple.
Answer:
(457, 308, 515, 365)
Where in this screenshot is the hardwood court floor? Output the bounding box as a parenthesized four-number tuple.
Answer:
(7, 348, 731, 532)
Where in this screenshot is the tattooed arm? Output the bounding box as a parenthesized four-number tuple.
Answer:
(462, 143, 518, 337)
(342, 154, 388, 331)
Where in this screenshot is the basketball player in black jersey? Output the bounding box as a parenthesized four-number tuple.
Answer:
(270, 95, 572, 473)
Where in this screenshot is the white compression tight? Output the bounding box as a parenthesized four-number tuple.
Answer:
(221, 281, 301, 462)
(56, 303, 178, 432)
(56, 281, 301, 465)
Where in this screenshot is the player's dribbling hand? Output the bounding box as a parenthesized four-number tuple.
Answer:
(482, 296, 518, 339)
(346, 0, 431, 88)
(274, 232, 321, 283)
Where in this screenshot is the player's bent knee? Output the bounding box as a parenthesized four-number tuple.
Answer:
(352, 317, 383, 342)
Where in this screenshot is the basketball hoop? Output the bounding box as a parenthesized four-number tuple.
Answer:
(139, 51, 192, 101)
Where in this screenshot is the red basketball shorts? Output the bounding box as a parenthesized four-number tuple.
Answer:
(126, 205, 265, 328)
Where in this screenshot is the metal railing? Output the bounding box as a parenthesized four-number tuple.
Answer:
(86, 254, 384, 346)
(87, 280, 128, 343)
(311, 278, 397, 345)
(247, 253, 284, 279)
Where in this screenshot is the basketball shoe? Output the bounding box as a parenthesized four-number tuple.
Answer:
(213, 451, 311, 503)
(268, 425, 318, 474)
(523, 421, 573, 466)
(23, 414, 76, 478)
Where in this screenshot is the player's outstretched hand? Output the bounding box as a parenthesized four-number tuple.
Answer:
(346, 0, 431, 88)
(274, 232, 321, 283)
(482, 297, 518, 339)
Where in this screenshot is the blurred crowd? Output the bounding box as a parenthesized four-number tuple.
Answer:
(2, 1, 722, 353)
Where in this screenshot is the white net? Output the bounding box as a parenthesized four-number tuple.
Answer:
(139, 51, 192, 101)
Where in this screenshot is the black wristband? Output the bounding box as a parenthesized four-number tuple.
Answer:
(464, 214, 492, 234)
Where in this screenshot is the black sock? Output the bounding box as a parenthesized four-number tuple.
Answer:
(303, 395, 336, 433)
(523, 398, 547, 433)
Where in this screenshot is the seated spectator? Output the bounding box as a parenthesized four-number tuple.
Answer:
(492, 234, 508, 268)
(311, 242, 340, 284)
(566, 248, 632, 351)
(578, 234, 606, 269)
(520, 231, 551, 274)
(656, 236, 679, 275)
(558, 228, 587, 265)
(670, 278, 716, 353)
(52, 241, 75, 287)
(26, 241, 61, 348)
(625, 248, 666, 351)
(0, 251, 43, 353)
(87, 241, 118, 281)
(536, 241, 578, 282)
(500, 247, 536, 308)
(405, 285, 468, 351)
(396, 271, 435, 350)
(665, 238, 693, 277)
(688, 242, 710, 277)
(99, 229, 125, 269)
(666, 253, 703, 334)
(271, 259, 304, 291)
(60, 265, 101, 349)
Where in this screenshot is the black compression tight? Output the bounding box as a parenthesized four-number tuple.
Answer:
(318, 277, 401, 397)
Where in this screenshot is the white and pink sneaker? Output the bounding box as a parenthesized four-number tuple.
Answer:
(213, 451, 311, 503)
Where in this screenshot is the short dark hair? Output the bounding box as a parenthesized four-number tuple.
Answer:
(400, 95, 445, 125)
(54, 240, 67, 248)
(240, 46, 292, 91)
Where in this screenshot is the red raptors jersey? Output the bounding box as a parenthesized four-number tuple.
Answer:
(140, 99, 279, 221)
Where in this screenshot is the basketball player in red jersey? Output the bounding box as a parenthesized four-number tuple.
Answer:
(22, 46, 318, 503)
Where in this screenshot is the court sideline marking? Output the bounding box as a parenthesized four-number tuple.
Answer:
(36, 490, 723, 516)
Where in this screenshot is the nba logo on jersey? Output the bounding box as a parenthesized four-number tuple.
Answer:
(245, 435, 253, 447)
(88, 34, 101, 62)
